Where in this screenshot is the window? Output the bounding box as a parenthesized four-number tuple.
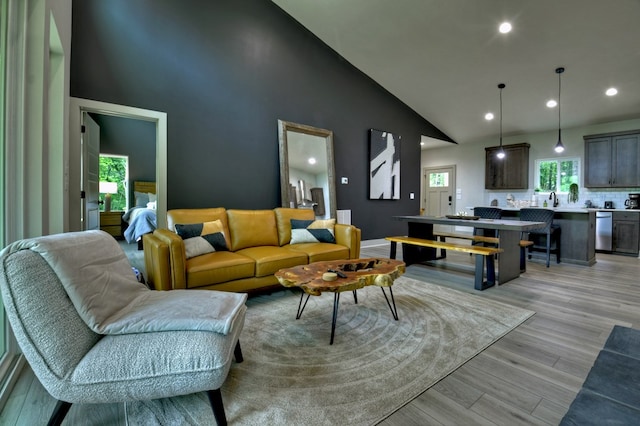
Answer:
(429, 172, 449, 187)
(535, 157, 580, 192)
(99, 154, 129, 211)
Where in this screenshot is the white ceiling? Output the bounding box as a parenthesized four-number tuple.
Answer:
(272, 0, 640, 148)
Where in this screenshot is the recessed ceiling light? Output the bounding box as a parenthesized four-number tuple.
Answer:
(499, 22, 512, 34)
(308, 157, 316, 165)
(546, 99, 557, 108)
(606, 87, 618, 96)
(485, 112, 494, 121)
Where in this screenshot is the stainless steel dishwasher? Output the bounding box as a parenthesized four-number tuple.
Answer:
(596, 211, 613, 251)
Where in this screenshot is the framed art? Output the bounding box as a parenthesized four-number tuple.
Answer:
(369, 129, 401, 199)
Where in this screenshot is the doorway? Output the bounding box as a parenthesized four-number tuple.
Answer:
(69, 98, 168, 230)
(422, 165, 456, 217)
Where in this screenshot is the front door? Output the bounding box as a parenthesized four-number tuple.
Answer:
(422, 166, 455, 217)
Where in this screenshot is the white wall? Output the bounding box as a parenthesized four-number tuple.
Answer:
(3, 0, 72, 243)
(0, 0, 72, 410)
(49, 0, 72, 233)
(421, 118, 640, 212)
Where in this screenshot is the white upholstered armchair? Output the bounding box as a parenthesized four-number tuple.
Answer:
(0, 230, 246, 426)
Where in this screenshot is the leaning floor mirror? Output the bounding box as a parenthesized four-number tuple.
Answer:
(278, 120, 337, 220)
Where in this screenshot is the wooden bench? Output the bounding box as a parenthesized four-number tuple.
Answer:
(432, 232, 499, 259)
(519, 240, 534, 272)
(433, 233, 532, 272)
(433, 231, 499, 245)
(385, 236, 504, 291)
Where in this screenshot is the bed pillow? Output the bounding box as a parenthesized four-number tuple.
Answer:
(175, 220, 229, 259)
(290, 218, 336, 244)
(134, 191, 150, 208)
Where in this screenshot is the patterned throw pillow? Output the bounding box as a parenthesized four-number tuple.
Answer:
(290, 218, 336, 244)
(175, 220, 229, 259)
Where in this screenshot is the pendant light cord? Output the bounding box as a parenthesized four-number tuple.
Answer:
(498, 83, 505, 147)
(554, 67, 565, 152)
(496, 83, 506, 158)
(500, 86, 503, 146)
(558, 69, 561, 133)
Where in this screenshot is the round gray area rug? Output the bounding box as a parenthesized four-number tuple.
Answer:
(126, 276, 534, 425)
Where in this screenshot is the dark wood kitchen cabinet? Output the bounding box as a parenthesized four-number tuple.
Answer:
(612, 211, 640, 255)
(485, 143, 529, 190)
(584, 131, 640, 187)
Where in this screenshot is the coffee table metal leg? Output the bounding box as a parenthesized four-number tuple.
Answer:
(296, 292, 311, 319)
(330, 292, 341, 345)
(381, 287, 399, 320)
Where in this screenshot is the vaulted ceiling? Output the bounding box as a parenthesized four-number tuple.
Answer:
(273, 0, 640, 148)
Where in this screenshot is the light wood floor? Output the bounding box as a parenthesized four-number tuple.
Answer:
(1, 241, 638, 425)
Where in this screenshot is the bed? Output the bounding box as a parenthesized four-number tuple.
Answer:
(123, 181, 157, 248)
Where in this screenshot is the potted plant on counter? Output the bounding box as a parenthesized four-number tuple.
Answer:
(568, 183, 579, 204)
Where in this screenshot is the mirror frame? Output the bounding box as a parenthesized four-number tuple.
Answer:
(278, 120, 337, 219)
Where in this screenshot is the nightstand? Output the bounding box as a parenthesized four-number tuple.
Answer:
(100, 211, 124, 239)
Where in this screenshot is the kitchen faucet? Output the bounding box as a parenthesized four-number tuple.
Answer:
(549, 191, 558, 208)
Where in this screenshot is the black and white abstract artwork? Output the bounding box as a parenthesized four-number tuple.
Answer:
(369, 129, 401, 200)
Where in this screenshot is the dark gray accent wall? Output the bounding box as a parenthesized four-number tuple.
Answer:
(89, 113, 156, 198)
(70, 0, 453, 239)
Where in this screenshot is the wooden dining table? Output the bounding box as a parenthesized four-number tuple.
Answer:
(393, 215, 546, 284)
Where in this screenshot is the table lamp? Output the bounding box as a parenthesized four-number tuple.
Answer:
(99, 181, 118, 212)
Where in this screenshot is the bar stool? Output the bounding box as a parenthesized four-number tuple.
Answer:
(472, 206, 502, 242)
(520, 208, 561, 268)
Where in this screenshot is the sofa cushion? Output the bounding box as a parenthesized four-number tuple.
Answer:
(274, 208, 316, 246)
(235, 246, 308, 277)
(286, 243, 350, 263)
(175, 220, 229, 259)
(185, 251, 255, 289)
(227, 210, 279, 251)
(290, 219, 336, 244)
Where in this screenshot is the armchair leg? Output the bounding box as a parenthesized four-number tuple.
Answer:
(47, 400, 72, 426)
(234, 340, 243, 363)
(207, 388, 227, 426)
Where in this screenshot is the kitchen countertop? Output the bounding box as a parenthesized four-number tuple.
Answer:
(472, 207, 639, 213)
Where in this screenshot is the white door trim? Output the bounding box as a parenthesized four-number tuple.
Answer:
(69, 98, 168, 230)
(422, 165, 456, 216)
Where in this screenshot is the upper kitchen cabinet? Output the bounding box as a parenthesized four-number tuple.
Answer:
(584, 131, 640, 187)
(485, 143, 530, 190)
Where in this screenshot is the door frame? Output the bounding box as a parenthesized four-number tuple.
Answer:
(69, 98, 168, 230)
(422, 165, 456, 216)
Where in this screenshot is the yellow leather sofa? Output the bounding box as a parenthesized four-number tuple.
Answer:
(143, 207, 361, 292)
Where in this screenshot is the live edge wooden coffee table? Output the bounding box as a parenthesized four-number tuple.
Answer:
(275, 258, 406, 345)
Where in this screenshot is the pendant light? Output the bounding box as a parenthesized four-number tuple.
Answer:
(554, 67, 565, 153)
(496, 83, 506, 159)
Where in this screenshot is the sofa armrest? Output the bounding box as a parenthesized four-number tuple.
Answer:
(143, 233, 171, 291)
(335, 224, 361, 259)
(151, 229, 188, 290)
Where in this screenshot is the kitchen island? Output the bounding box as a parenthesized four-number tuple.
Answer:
(499, 207, 596, 266)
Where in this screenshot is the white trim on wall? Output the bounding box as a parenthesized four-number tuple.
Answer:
(69, 98, 168, 230)
(1, 0, 36, 411)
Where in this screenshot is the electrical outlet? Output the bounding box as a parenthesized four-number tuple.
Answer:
(341, 177, 348, 184)
(410, 192, 415, 199)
